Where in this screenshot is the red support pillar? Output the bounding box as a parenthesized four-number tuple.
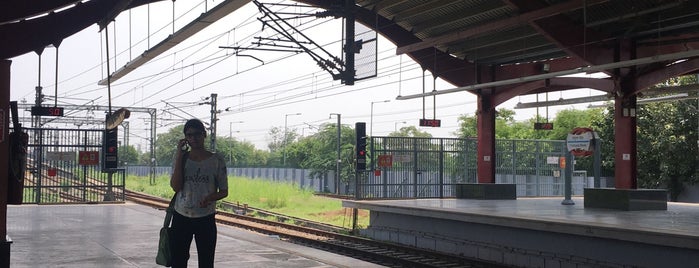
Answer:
(476, 93, 496, 183)
(613, 93, 638, 189)
(1, 59, 11, 265)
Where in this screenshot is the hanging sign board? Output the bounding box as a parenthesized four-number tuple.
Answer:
(31, 106, 64, 116)
(419, 119, 441, 127)
(566, 127, 597, 157)
(534, 122, 553, 130)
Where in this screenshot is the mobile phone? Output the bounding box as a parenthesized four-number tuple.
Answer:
(181, 140, 189, 151)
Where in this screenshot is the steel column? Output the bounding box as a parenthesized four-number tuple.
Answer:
(613, 94, 638, 189)
(476, 94, 496, 183)
(1, 60, 11, 266)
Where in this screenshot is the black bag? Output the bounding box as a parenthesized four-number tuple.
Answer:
(156, 194, 176, 266)
(156, 152, 187, 266)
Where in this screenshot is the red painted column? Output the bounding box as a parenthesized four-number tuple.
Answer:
(613, 93, 638, 189)
(1, 60, 11, 264)
(476, 93, 496, 183)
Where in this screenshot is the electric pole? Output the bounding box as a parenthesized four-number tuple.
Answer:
(209, 93, 218, 151)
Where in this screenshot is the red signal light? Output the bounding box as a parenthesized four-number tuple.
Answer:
(359, 150, 365, 156)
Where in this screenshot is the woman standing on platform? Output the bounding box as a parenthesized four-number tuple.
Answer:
(170, 119, 228, 268)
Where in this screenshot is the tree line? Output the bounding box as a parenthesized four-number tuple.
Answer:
(120, 75, 698, 201)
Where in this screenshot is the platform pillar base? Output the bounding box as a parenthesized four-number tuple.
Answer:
(2, 236, 11, 268)
(454, 183, 516, 200)
(584, 188, 667, 210)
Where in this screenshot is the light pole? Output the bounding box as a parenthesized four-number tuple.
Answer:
(228, 121, 243, 166)
(330, 113, 341, 194)
(394, 121, 406, 132)
(370, 100, 390, 137)
(283, 113, 301, 167)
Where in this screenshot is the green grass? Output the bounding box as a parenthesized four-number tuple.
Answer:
(126, 175, 368, 229)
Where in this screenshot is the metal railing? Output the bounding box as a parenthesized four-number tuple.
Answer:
(123, 137, 589, 200)
(355, 137, 585, 199)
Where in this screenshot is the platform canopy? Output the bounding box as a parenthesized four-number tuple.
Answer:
(4, 0, 699, 90)
(296, 0, 699, 97)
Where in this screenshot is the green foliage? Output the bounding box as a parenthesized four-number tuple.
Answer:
(230, 178, 305, 209)
(588, 75, 699, 200)
(452, 77, 697, 200)
(125, 175, 367, 228)
(284, 123, 357, 184)
(153, 123, 269, 167)
(636, 98, 698, 200)
(155, 125, 185, 166)
(216, 136, 268, 167)
(125, 174, 176, 198)
(118, 144, 141, 165)
(456, 107, 604, 141)
(389, 126, 432, 138)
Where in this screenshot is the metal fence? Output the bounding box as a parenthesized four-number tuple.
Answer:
(20, 128, 125, 204)
(124, 137, 589, 200)
(355, 137, 588, 199)
(125, 165, 334, 193)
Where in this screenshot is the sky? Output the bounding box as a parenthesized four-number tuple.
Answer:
(8, 0, 599, 151)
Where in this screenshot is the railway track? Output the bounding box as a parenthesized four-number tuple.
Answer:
(126, 190, 510, 268)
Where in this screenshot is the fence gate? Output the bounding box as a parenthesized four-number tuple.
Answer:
(360, 137, 478, 199)
(21, 128, 125, 204)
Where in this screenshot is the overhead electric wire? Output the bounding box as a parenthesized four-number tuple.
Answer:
(146, 7, 337, 107)
(28, 0, 499, 149)
(40, 0, 263, 108)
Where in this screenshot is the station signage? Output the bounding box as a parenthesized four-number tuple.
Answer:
(31, 106, 64, 116)
(419, 119, 441, 127)
(566, 127, 597, 157)
(534, 122, 553, 130)
(377, 155, 393, 168)
(79, 151, 100, 166)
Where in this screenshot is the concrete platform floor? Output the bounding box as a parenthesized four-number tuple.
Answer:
(342, 197, 699, 267)
(6, 203, 385, 268)
(344, 197, 699, 250)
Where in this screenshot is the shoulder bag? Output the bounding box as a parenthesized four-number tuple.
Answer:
(155, 194, 176, 266)
(156, 152, 187, 266)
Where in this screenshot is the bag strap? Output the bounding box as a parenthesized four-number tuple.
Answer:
(162, 194, 177, 228)
(163, 152, 188, 228)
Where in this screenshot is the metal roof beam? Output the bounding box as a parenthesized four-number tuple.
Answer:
(97, 0, 250, 85)
(396, 0, 608, 55)
(396, 49, 699, 100)
(514, 83, 699, 109)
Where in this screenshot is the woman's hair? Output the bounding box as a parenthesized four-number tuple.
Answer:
(183, 119, 207, 134)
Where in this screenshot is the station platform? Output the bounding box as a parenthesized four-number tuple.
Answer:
(343, 197, 699, 268)
(6, 203, 385, 268)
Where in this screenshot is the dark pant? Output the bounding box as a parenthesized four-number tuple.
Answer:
(170, 211, 217, 268)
